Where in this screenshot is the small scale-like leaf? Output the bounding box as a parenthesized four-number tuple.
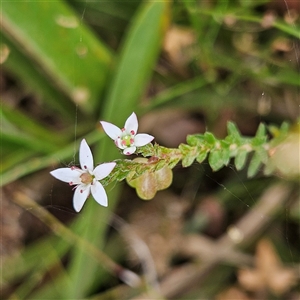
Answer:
(256, 123, 266, 137)
(186, 134, 204, 146)
(252, 123, 267, 146)
(197, 149, 208, 164)
(182, 154, 196, 168)
(204, 132, 217, 145)
(256, 147, 269, 164)
(221, 147, 231, 166)
(235, 149, 248, 171)
(227, 121, 241, 140)
(155, 159, 167, 171)
(247, 151, 262, 178)
(279, 122, 289, 134)
(179, 144, 198, 167)
(168, 156, 182, 169)
(220, 140, 230, 166)
(137, 143, 155, 157)
(179, 143, 191, 153)
(209, 149, 224, 171)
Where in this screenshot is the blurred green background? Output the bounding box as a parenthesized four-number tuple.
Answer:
(1, 1, 299, 299)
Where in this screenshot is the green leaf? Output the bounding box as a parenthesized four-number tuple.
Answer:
(235, 148, 248, 171)
(146, 76, 207, 111)
(1, 132, 57, 155)
(1, 103, 65, 145)
(0, 35, 75, 118)
(247, 151, 262, 178)
(101, 1, 169, 121)
(256, 147, 269, 164)
(180, 145, 198, 167)
(252, 123, 267, 146)
(225, 122, 243, 147)
(187, 134, 205, 146)
(220, 140, 230, 166)
(186, 134, 205, 146)
(204, 132, 217, 145)
(0, 129, 103, 187)
(66, 2, 170, 298)
(1, 1, 112, 113)
(208, 139, 231, 171)
(179, 144, 199, 167)
(256, 123, 267, 138)
(209, 149, 224, 171)
(182, 155, 195, 168)
(227, 121, 241, 140)
(136, 143, 155, 157)
(197, 150, 208, 164)
(279, 122, 290, 135)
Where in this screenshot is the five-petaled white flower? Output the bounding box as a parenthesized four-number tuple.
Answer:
(100, 112, 154, 155)
(50, 139, 116, 212)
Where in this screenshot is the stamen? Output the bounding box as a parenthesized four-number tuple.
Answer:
(69, 182, 73, 185)
(84, 165, 87, 169)
(121, 128, 125, 132)
(130, 138, 134, 144)
(130, 130, 135, 135)
(80, 190, 83, 193)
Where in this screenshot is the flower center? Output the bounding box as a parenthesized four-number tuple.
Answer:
(80, 172, 93, 184)
(120, 129, 135, 148)
(121, 134, 134, 147)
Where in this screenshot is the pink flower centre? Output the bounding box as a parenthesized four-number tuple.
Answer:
(80, 172, 93, 184)
(121, 135, 134, 147)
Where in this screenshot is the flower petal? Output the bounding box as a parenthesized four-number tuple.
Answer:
(100, 121, 122, 140)
(50, 168, 82, 184)
(134, 133, 154, 147)
(123, 146, 136, 155)
(93, 162, 116, 180)
(115, 137, 125, 149)
(73, 184, 90, 212)
(79, 139, 94, 171)
(124, 112, 138, 134)
(91, 181, 108, 207)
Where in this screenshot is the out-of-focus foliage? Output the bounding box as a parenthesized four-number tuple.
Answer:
(1, 0, 299, 299)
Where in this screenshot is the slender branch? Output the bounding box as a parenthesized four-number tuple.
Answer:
(12, 191, 142, 288)
(131, 183, 292, 299)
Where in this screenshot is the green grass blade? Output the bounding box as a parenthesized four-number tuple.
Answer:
(1, 1, 112, 113)
(66, 2, 170, 298)
(1, 103, 66, 145)
(0, 130, 103, 187)
(101, 1, 170, 121)
(145, 76, 207, 111)
(0, 34, 75, 119)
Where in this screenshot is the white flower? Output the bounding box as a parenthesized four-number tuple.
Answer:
(50, 139, 116, 212)
(100, 112, 154, 155)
